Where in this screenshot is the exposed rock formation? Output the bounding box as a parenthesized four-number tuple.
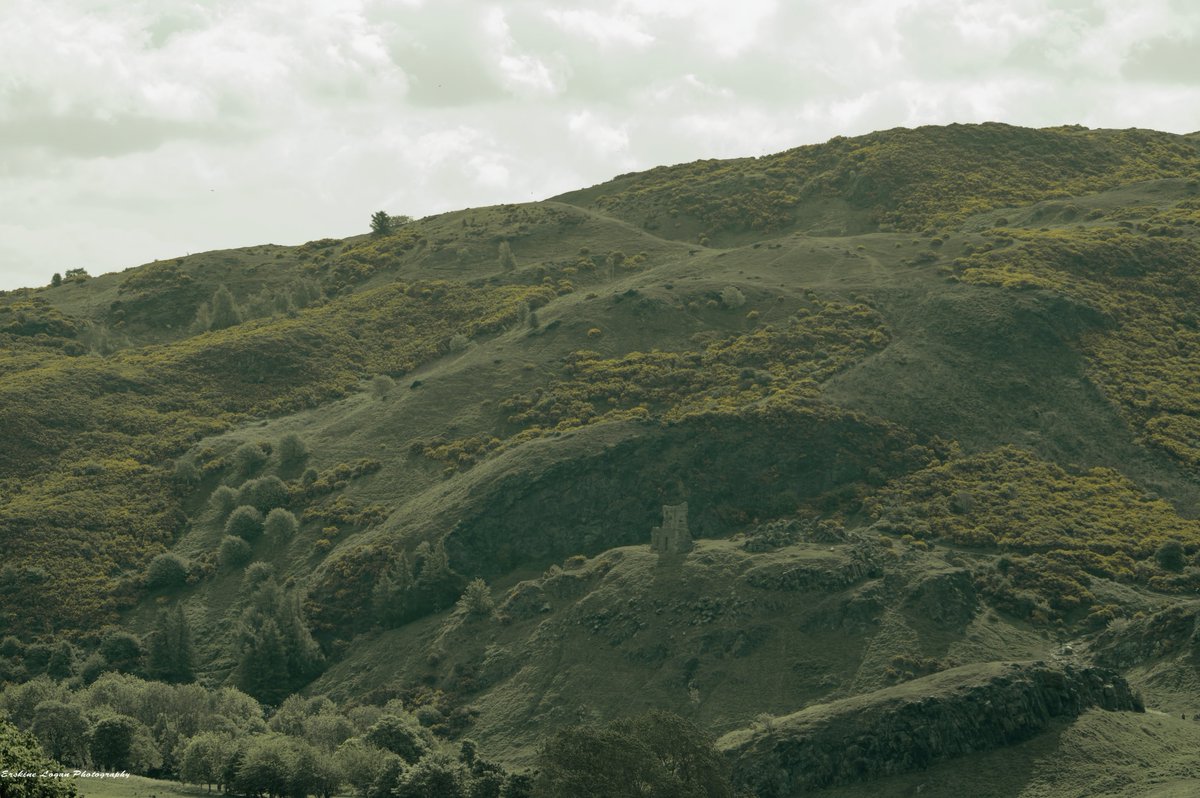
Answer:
(719, 661, 1142, 796)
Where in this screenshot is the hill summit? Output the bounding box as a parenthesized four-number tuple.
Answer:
(3, 122, 1200, 794)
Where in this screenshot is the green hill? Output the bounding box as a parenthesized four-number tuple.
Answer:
(3, 122, 1200, 795)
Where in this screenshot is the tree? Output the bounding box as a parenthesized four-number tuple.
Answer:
(233, 734, 293, 798)
(238, 476, 289, 513)
(225, 505, 264, 541)
(244, 562, 276, 588)
(146, 605, 195, 684)
(210, 485, 240, 519)
(372, 551, 414, 627)
(0, 719, 77, 797)
(264, 508, 298, 540)
(498, 241, 517, 272)
(31, 700, 88, 764)
(99, 630, 144, 675)
(605, 251, 625, 280)
(233, 580, 323, 704)
(89, 714, 161, 772)
(370, 211, 394, 237)
(393, 752, 466, 798)
(45, 640, 76, 680)
(146, 553, 190, 590)
(278, 433, 309, 465)
(457, 578, 494, 618)
(371, 374, 395, 400)
(51, 272, 63, 287)
(232, 441, 270, 478)
(290, 739, 343, 798)
(208, 285, 242, 330)
(720, 286, 746, 309)
(363, 715, 429, 764)
(172, 458, 200, 487)
(534, 710, 734, 798)
(303, 713, 355, 754)
(180, 732, 233, 792)
(1156, 539, 1186, 572)
(335, 738, 397, 798)
(234, 618, 289, 705)
(219, 535, 253, 568)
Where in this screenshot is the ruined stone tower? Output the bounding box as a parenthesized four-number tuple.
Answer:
(651, 502, 692, 555)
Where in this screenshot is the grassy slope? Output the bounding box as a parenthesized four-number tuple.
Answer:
(5, 122, 1200, 788)
(307, 538, 1052, 764)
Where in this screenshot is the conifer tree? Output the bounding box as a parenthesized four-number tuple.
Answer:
(235, 616, 288, 704)
(372, 551, 414, 627)
(147, 605, 195, 684)
(208, 285, 242, 330)
(234, 579, 323, 703)
(498, 240, 517, 272)
(370, 211, 393, 236)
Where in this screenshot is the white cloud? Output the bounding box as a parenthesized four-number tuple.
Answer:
(2, 0, 1200, 291)
(568, 110, 631, 157)
(483, 7, 567, 99)
(545, 9, 654, 48)
(617, 0, 779, 58)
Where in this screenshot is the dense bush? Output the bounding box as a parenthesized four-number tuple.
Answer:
(457, 578, 494, 618)
(145, 553, 189, 590)
(535, 710, 733, 798)
(238, 475, 289, 513)
(278, 433, 309, 465)
(363, 715, 430, 764)
(219, 535, 253, 568)
(210, 485, 240, 518)
(425, 297, 888, 471)
(264, 508, 299, 540)
(225, 505, 264, 541)
(232, 442, 270, 478)
(868, 446, 1200, 621)
(0, 719, 77, 797)
(720, 286, 746, 309)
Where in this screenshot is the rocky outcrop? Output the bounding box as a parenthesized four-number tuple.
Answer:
(1092, 603, 1200, 669)
(719, 661, 1141, 796)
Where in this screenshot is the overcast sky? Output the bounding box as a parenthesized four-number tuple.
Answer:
(2, 0, 1199, 291)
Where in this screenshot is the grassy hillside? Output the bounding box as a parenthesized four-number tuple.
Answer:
(4, 122, 1200, 794)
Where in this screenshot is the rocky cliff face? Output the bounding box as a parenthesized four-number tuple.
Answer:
(719, 661, 1142, 796)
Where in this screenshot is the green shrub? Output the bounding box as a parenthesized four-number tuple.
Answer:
(372, 375, 395, 400)
(208, 285, 242, 331)
(244, 562, 276, 587)
(278, 433, 309, 465)
(172, 458, 200, 486)
(457, 578, 494, 618)
(225, 506, 264, 541)
(219, 536, 253, 568)
(1156, 540, 1186, 572)
(210, 485, 240, 518)
(535, 710, 733, 798)
(145, 553, 189, 590)
(498, 241, 517, 272)
(363, 715, 429, 764)
(370, 210, 393, 236)
(264, 508, 298, 540)
(233, 442, 270, 478)
(720, 286, 746, 309)
(239, 476, 289, 513)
